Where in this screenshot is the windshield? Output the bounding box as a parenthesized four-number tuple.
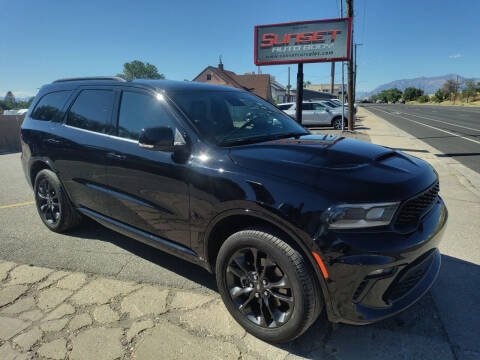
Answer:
(170, 90, 308, 146)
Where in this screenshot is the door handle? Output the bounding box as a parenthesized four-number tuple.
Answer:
(107, 152, 126, 160)
(45, 138, 63, 145)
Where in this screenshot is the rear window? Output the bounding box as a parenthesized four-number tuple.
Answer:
(301, 103, 313, 110)
(67, 90, 114, 133)
(31, 91, 71, 121)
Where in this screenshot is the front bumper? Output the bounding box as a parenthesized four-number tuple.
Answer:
(319, 196, 447, 325)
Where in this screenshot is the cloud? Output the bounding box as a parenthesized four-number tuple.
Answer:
(448, 54, 463, 59)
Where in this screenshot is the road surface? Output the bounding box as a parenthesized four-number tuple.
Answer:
(363, 104, 480, 173)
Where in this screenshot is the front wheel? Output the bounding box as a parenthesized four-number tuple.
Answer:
(216, 228, 323, 343)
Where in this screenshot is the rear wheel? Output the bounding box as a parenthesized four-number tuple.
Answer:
(332, 117, 344, 130)
(216, 228, 323, 343)
(34, 169, 82, 232)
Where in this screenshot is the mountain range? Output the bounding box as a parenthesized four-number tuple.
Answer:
(358, 74, 479, 98)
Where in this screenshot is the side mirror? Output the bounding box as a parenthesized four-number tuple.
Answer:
(139, 127, 174, 152)
(325, 108, 330, 113)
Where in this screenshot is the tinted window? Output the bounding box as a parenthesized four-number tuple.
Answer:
(277, 104, 292, 110)
(301, 103, 313, 110)
(312, 103, 326, 111)
(170, 90, 307, 146)
(31, 91, 71, 121)
(117, 91, 174, 141)
(67, 90, 114, 133)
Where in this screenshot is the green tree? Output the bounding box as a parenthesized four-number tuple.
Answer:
(117, 60, 165, 80)
(4, 91, 16, 104)
(441, 79, 458, 101)
(462, 80, 477, 102)
(433, 89, 445, 103)
(403, 87, 423, 101)
(418, 95, 430, 103)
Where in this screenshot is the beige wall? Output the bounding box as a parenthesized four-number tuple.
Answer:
(0, 115, 24, 153)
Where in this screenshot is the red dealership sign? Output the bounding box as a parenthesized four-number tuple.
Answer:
(254, 18, 352, 65)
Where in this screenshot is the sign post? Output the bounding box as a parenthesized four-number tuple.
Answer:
(255, 18, 352, 125)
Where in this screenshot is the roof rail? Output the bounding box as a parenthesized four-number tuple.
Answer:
(52, 76, 127, 83)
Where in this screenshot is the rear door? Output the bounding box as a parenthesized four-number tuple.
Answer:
(103, 87, 191, 248)
(53, 87, 115, 215)
(301, 103, 316, 124)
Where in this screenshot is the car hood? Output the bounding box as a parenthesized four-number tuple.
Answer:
(228, 134, 437, 202)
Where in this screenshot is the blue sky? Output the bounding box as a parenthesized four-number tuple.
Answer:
(1, 0, 479, 98)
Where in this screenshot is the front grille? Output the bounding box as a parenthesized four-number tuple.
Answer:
(383, 250, 434, 302)
(394, 181, 439, 230)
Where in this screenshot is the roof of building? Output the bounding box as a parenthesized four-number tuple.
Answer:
(193, 64, 272, 100)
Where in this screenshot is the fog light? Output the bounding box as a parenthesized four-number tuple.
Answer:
(367, 267, 394, 278)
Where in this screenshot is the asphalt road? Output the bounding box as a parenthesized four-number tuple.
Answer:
(363, 104, 480, 173)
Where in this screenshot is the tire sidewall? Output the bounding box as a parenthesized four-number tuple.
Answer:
(34, 170, 65, 232)
(216, 230, 312, 343)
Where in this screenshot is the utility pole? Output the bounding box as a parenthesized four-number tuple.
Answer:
(330, 63, 335, 94)
(340, 0, 345, 131)
(353, 43, 363, 105)
(287, 67, 291, 101)
(346, 0, 354, 130)
(454, 75, 459, 104)
(295, 63, 304, 124)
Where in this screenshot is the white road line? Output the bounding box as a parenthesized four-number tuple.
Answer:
(373, 107, 480, 146)
(399, 112, 480, 132)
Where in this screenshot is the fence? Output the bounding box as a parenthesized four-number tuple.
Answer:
(0, 115, 25, 153)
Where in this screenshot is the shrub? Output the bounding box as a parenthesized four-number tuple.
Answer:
(418, 95, 430, 103)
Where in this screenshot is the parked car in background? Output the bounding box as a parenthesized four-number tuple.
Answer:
(329, 98, 358, 113)
(21, 78, 447, 343)
(278, 102, 346, 129)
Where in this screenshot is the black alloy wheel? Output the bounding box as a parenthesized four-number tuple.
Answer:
(216, 228, 323, 343)
(36, 177, 61, 225)
(226, 247, 294, 328)
(34, 169, 83, 232)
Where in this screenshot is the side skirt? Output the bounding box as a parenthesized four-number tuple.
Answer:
(77, 207, 208, 270)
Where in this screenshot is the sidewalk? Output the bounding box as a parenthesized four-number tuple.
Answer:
(1, 108, 478, 360)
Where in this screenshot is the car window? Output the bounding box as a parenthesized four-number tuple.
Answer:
(170, 90, 307, 146)
(67, 90, 114, 133)
(31, 91, 71, 121)
(117, 91, 174, 141)
(301, 103, 313, 111)
(277, 104, 292, 110)
(312, 103, 326, 111)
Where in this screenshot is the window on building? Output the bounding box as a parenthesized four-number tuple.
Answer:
(67, 90, 114, 133)
(206, 74, 212, 80)
(31, 91, 71, 121)
(117, 91, 174, 141)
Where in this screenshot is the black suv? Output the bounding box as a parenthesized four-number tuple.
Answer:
(21, 77, 447, 342)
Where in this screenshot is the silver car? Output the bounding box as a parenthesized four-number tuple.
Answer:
(278, 102, 347, 129)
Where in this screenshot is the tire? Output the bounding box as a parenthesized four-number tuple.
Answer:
(332, 116, 344, 130)
(216, 227, 323, 343)
(34, 169, 82, 233)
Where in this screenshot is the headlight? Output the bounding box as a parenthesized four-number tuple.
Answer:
(325, 202, 399, 229)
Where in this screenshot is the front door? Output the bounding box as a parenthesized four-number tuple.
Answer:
(104, 88, 191, 248)
(311, 103, 330, 124)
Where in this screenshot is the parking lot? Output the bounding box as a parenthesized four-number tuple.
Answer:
(1, 107, 479, 359)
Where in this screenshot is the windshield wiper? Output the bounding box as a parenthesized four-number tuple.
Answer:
(218, 132, 308, 147)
